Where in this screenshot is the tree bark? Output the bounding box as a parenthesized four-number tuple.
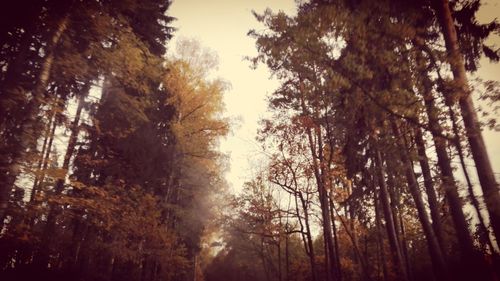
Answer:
(446, 103, 495, 252)
(392, 121, 449, 281)
(31, 103, 58, 200)
(34, 86, 86, 268)
(301, 95, 337, 281)
(384, 159, 413, 281)
(418, 54, 476, 260)
(414, 127, 447, 255)
(298, 192, 318, 281)
(0, 12, 70, 226)
(30, 104, 57, 202)
(433, 0, 500, 246)
(398, 209, 412, 281)
(374, 184, 389, 281)
(372, 139, 409, 281)
(329, 195, 342, 281)
(330, 195, 370, 281)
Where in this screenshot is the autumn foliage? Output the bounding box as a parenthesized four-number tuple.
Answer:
(0, 1, 228, 281)
(1, 1, 500, 281)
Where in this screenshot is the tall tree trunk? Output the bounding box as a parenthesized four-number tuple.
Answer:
(433, 0, 500, 246)
(346, 190, 362, 280)
(30, 105, 57, 202)
(277, 210, 283, 281)
(34, 87, 86, 268)
(384, 160, 413, 281)
(0, 13, 70, 226)
(300, 194, 318, 281)
(419, 69, 493, 278)
(414, 127, 447, 255)
(329, 195, 342, 281)
(290, 156, 317, 281)
(285, 231, 290, 281)
(316, 164, 337, 281)
(384, 160, 404, 246)
(301, 95, 337, 281)
(330, 195, 370, 281)
(32, 102, 58, 200)
(419, 59, 476, 260)
(374, 184, 389, 281)
(372, 140, 409, 281)
(447, 103, 495, 252)
(398, 209, 412, 281)
(316, 144, 338, 281)
(261, 238, 272, 281)
(391, 121, 449, 281)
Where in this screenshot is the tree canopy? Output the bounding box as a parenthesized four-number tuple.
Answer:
(0, 1, 499, 281)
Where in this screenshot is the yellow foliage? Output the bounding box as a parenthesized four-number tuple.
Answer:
(163, 42, 229, 162)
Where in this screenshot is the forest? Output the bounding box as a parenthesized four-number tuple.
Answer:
(0, 0, 499, 281)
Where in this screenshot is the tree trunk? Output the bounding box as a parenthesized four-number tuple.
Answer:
(32, 104, 58, 200)
(30, 105, 57, 202)
(447, 103, 495, 252)
(285, 231, 290, 281)
(374, 185, 389, 281)
(0, 13, 70, 226)
(34, 87, 86, 268)
(414, 127, 447, 255)
(398, 209, 412, 281)
(419, 57, 476, 260)
(300, 194, 318, 281)
(372, 140, 409, 281)
(419, 70, 493, 278)
(329, 195, 342, 281)
(301, 95, 337, 281)
(384, 159, 413, 281)
(433, 0, 500, 246)
(330, 195, 370, 281)
(391, 121, 449, 281)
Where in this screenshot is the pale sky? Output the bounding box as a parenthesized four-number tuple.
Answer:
(168, 0, 500, 193)
(169, 0, 297, 192)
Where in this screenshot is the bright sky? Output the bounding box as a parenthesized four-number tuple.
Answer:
(168, 0, 500, 194)
(168, 0, 297, 192)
